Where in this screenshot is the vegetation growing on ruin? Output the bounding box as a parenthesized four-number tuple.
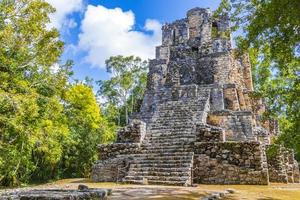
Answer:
(217, 0, 300, 160)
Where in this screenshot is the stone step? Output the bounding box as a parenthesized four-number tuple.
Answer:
(159, 102, 207, 107)
(145, 138, 195, 143)
(141, 146, 192, 150)
(146, 135, 195, 140)
(150, 121, 193, 124)
(131, 158, 192, 163)
(148, 129, 194, 134)
(132, 152, 193, 157)
(158, 105, 203, 108)
(141, 141, 193, 147)
(132, 154, 192, 160)
(150, 126, 193, 129)
(129, 167, 192, 173)
(124, 175, 190, 182)
(147, 132, 195, 136)
(146, 135, 194, 140)
(154, 112, 193, 115)
(127, 170, 191, 177)
(153, 114, 192, 117)
(149, 126, 194, 130)
(140, 149, 191, 154)
(148, 130, 194, 134)
(129, 163, 192, 169)
(140, 145, 192, 149)
(149, 123, 194, 127)
(124, 179, 188, 186)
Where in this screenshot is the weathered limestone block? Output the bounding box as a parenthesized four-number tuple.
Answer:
(162, 19, 189, 46)
(193, 141, 269, 185)
(196, 53, 233, 85)
(223, 84, 240, 111)
(212, 39, 231, 53)
(146, 59, 168, 91)
(156, 46, 169, 60)
(210, 86, 225, 111)
(240, 53, 254, 91)
(236, 89, 247, 110)
(117, 120, 146, 143)
(267, 148, 288, 183)
(187, 8, 212, 43)
(92, 156, 132, 182)
(207, 110, 254, 141)
(269, 119, 280, 136)
(1, 188, 111, 200)
(293, 161, 300, 183)
(196, 124, 225, 142)
(97, 143, 140, 160)
(284, 149, 295, 183)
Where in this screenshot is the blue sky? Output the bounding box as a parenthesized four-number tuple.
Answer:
(47, 0, 221, 88)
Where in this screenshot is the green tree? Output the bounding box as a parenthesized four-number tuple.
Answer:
(98, 56, 148, 126)
(61, 84, 115, 177)
(0, 0, 72, 186)
(216, 0, 300, 159)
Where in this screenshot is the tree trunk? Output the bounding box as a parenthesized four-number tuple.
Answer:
(124, 93, 128, 125)
(118, 108, 120, 126)
(131, 95, 134, 113)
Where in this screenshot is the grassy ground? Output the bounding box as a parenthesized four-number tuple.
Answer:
(2, 179, 300, 200)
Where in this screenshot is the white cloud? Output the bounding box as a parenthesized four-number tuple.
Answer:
(46, 0, 83, 29)
(78, 5, 162, 68)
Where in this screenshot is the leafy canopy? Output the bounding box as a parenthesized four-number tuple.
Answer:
(98, 55, 148, 126)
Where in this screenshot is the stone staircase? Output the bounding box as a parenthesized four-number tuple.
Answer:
(123, 96, 210, 186)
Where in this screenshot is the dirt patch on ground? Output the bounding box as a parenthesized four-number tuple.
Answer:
(2, 179, 300, 200)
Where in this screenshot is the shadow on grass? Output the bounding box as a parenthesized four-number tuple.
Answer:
(109, 187, 207, 200)
(69, 178, 92, 183)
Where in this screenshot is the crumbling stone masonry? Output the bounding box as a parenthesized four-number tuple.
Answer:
(266, 145, 300, 183)
(92, 7, 300, 186)
(0, 187, 112, 200)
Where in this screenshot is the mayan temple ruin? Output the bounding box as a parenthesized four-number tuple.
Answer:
(92, 7, 300, 186)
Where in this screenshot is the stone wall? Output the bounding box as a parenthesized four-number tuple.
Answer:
(193, 141, 269, 185)
(207, 110, 255, 141)
(117, 120, 146, 143)
(97, 143, 140, 161)
(223, 84, 240, 111)
(195, 124, 225, 142)
(92, 156, 132, 182)
(266, 145, 300, 183)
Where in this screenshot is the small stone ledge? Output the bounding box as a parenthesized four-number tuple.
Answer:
(223, 83, 236, 89)
(209, 110, 252, 116)
(196, 124, 225, 142)
(149, 59, 168, 65)
(116, 120, 146, 143)
(200, 189, 234, 200)
(0, 186, 112, 200)
(92, 156, 132, 182)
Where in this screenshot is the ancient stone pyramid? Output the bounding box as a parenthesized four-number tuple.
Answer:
(92, 7, 300, 186)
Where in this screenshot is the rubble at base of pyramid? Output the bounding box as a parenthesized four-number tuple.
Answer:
(92, 7, 300, 186)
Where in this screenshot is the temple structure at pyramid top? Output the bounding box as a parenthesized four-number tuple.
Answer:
(92, 8, 300, 186)
(140, 7, 259, 141)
